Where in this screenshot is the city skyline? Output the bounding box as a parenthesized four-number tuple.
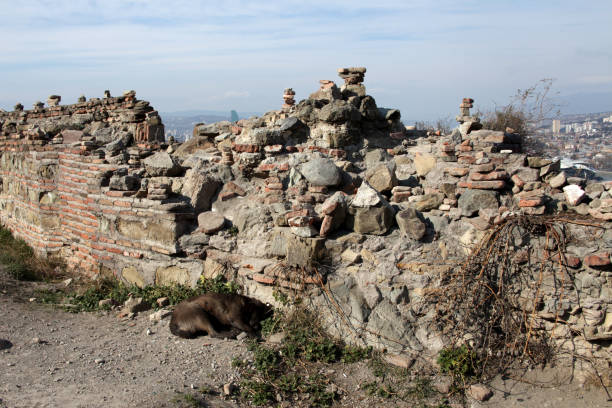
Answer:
(1, 0, 612, 120)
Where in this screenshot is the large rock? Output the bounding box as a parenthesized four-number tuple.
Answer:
(238, 127, 284, 146)
(109, 175, 140, 191)
(104, 131, 132, 154)
(548, 171, 566, 188)
(319, 192, 348, 236)
(458, 189, 499, 217)
(317, 100, 361, 123)
(285, 235, 326, 267)
(181, 169, 220, 213)
(143, 152, 182, 177)
(413, 153, 437, 177)
(365, 163, 398, 193)
(347, 205, 394, 235)
(564, 184, 585, 206)
(414, 193, 444, 212)
(395, 208, 426, 240)
(365, 299, 415, 352)
(197, 211, 226, 234)
(352, 181, 385, 207)
(299, 157, 342, 186)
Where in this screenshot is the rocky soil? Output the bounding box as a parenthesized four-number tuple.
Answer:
(1, 270, 610, 408)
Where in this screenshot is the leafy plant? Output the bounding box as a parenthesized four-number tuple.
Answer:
(67, 274, 240, 313)
(235, 307, 371, 407)
(437, 345, 478, 386)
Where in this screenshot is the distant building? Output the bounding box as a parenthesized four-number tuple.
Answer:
(552, 119, 561, 135)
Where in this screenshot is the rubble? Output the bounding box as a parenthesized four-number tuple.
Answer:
(0, 73, 609, 371)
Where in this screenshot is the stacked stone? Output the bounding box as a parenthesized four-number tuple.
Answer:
(338, 67, 366, 97)
(457, 160, 508, 190)
(127, 147, 142, 167)
(438, 141, 457, 162)
(221, 146, 234, 165)
(390, 186, 412, 203)
(123, 90, 136, 102)
(33, 101, 44, 112)
(455, 97, 482, 137)
(309, 80, 341, 101)
(147, 181, 170, 200)
(80, 135, 97, 151)
(466, 129, 522, 153)
(77, 95, 86, 103)
(282, 88, 296, 112)
(47, 95, 61, 107)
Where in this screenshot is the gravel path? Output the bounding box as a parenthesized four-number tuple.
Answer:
(1, 273, 609, 408)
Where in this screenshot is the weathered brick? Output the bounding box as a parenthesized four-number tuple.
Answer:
(584, 252, 611, 267)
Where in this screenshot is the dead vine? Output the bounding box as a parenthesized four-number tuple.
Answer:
(427, 214, 605, 382)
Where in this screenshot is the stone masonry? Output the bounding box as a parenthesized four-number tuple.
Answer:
(0, 75, 610, 377)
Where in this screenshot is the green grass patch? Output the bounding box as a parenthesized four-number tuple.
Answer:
(66, 274, 239, 313)
(0, 225, 63, 281)
(235, 308, 371, 407)
(437, 345, 479, 388)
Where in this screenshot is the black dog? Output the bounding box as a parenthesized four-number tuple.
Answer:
(169, 293, 272, 339)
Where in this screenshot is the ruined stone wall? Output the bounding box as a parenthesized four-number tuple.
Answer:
(0, 74, 610, 376)
(0, 93, 205, 284)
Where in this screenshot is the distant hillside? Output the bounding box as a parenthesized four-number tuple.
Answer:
(161, 110, 261, 141)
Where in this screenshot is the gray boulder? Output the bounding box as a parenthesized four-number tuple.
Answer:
(414, 193, 444, 212)
(197, 211, 226, 234)
(396, 208, 426, 240)
(144, 152, 182, 177)
(181, 169, 220, 213)
(366, 163, 398, 193)
(347, 206, 394, 235)
(458, 189, 499, 217)
(317, 100, 361, 123)
(299, 158, 342, 186)
(109, 175, 140, 191)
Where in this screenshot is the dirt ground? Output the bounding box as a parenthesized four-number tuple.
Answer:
(0, 272, 610, 408)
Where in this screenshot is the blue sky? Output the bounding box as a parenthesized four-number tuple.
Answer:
(1, 0, 611, 121)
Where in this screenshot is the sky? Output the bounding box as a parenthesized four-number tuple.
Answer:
(1, 0, 611, 122)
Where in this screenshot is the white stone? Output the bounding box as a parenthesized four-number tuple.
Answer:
(351, 181, 384, 208)
(563, 184, 585, 206)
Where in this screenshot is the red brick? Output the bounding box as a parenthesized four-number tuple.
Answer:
(511, 174, 525, 188)
(584, 252, 611, 267)
(518, 197, 543, 207)
(232, 144, 260, 153)
(253, 273, 275, 285)
(319, 215, 333, 237)
(470, 171, 508, 181)
(445, 167, 470, 177)
(458, 180, 506, 190)
(308, 185, 328, 194)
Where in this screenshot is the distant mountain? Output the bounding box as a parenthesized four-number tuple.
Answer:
(556, 91, 612, 115)
(160, 110, 263, 141)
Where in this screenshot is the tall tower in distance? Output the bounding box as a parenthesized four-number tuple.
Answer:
(552, 119, 561, 135)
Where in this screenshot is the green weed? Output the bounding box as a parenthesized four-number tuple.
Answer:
(0, 225, 62, 281)
(66, 275, 239, 313)
(437, 345, 479, 387)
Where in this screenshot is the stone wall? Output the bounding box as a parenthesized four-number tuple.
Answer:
(0, 74, 610, 376)
(0, 92, 205, 284)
